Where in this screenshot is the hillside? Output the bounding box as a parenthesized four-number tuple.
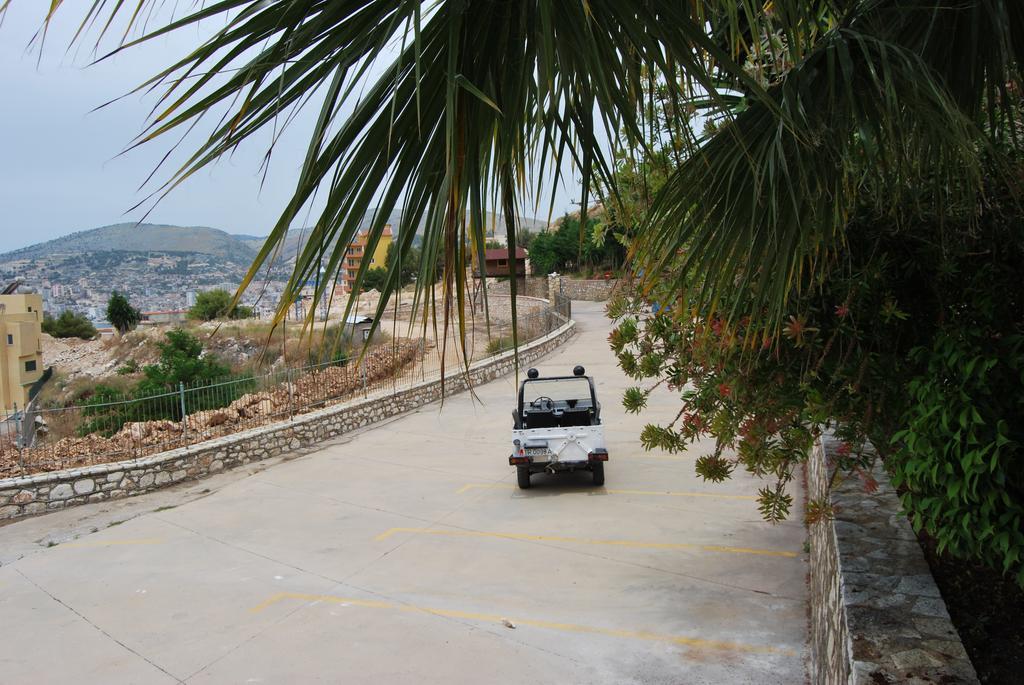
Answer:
(0, 223, 258, 262)
(240, 210, 549, 263)
(3, 211, 550, 266)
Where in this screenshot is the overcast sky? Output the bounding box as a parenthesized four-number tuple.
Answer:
(0, 4, 580, 253)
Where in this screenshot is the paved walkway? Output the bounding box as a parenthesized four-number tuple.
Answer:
(0, 302, 807, 684)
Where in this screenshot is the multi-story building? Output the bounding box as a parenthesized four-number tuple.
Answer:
(0, 292, 44, 412)
(341, 225, 393, 292)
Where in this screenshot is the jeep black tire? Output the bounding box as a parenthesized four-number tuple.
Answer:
(591, 462, 605, 486)
(517, 467, 532, 489)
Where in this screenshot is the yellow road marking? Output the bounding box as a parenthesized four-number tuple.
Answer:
(456, 482, 756, 501)
(57, 538, 163, 549)
(249, 591, 796, 657)
(374, 527, 798, 558)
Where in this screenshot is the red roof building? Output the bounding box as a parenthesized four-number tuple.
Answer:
(476, 247, 528, 277)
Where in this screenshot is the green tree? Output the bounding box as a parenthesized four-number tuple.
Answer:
(515, 231, 534, 250)
(383, 242, 419, 287)
(137, 329, 231, 392)
(42, 311, 97, 340)
(525, 231, 558, 276)
(527, 217, 616, 275)
(188, 289, 252, 321)
(106, 291, 140, 335)
(361, 267, 388, 293)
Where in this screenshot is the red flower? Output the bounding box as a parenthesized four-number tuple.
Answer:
(854, 467, 879, 493)
(835, 304, 850, 318)
(717, 383, 732, 397)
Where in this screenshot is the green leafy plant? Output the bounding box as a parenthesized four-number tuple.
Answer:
(892, 332, 1024, 584)
(79, 385, 135, 437)
(79, 330, 251, 436)
(106, 291, 140, 335)
(116, 359, 140, 375)
(361, 267, 388, 293)
(486, 336, 514, 355)
(527, 216, 624, 276)
(188, 290, 252, 321)
(610, 157, 1024, 577)
(42, 311, 97, 340)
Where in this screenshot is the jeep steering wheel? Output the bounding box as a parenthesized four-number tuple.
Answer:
(529, 396, 554, 411)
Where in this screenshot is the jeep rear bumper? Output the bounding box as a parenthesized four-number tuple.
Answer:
(509, 449, 609, 467)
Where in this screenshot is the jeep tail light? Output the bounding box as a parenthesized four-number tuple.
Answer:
(588, 448, 609, 462)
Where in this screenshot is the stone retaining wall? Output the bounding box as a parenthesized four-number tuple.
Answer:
(0, 318, 576, 521)
(808, 435, 978, 684)
(547, 274, 618, 302)
(480, 277, 549, 299)
(471, 293, 549, 322)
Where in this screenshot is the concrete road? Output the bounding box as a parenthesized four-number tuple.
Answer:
(0, 302, 807, 684)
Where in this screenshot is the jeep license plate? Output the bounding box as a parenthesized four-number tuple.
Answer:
(524, 447, 550, 458)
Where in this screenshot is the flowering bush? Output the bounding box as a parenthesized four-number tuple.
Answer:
(610, 163, 1024, 583)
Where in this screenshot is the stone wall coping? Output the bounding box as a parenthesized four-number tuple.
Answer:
(477, 293, 550, 304)
(808, 434, 979, 684)
(0, 318, 575, 492)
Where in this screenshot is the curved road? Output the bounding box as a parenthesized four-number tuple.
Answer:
(0, 302, 807, 684)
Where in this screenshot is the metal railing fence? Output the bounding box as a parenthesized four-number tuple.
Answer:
(1, 301, 571, 478)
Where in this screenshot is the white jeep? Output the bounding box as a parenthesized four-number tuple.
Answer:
(509, 366, 609, 489)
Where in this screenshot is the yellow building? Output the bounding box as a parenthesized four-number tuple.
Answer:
(342, 224, 393, 292)
(0, 293, 44, 412)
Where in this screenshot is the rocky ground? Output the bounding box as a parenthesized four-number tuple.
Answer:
(42, 334, 127, 379)
(2, 340, 422, 478)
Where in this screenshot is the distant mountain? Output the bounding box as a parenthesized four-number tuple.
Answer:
(0, 223, 258, 262)
(2, 210, 551, 266)
(241, 209, 549, 262)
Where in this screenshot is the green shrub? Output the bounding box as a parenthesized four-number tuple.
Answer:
(305, 324, 354, 366)
(892, 332, 1023, 584)
(188, 289, 251, 321)
(42, 311, 97, 340)
(486, 336, 514, 355)
(362, 267, 388, 292)
(116, 359, 140, 375)
(79, 329, 253, 436)
(612, 155, 1024, 582)
(106, 291, 141, 334)
(79, 385, 134, 437)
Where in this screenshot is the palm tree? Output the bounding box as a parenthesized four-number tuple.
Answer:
(16, 1, 1024, 337)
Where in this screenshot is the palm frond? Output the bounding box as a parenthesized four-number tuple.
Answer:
(17, 0, 763, 363)
(635, 0, 1024, 329)
(11, 1, 1021, 343)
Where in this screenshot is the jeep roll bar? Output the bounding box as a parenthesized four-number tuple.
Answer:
(514, 367, 600, 428)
